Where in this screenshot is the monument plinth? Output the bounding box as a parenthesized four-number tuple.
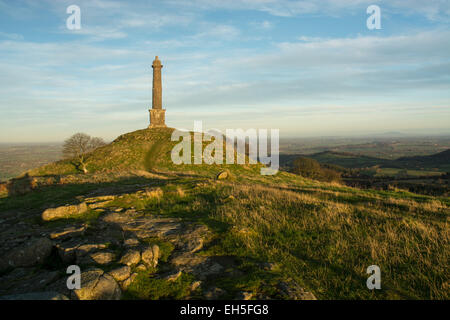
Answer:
(149, 56, 166, 128)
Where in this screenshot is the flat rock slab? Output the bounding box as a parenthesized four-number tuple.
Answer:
(120, 218, 183, 239)
(0, 268, 60, 296)
(50, 225, 86, 240)
(42, 202, 88, 221)
(78, 251, 115, 265)
(76, 243, 108, 258)
(108, 266, 131, 282)
(170, 252, 223, 280)
(120, 249, 141, 266)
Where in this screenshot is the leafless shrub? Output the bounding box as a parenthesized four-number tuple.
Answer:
(62, 133, 106, 173)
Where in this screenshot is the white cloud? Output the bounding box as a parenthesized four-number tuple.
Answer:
(193, 24, 240, 40)
(0, 31, 24, 40)
(59, 25, 128, 41)
(241, 30, 450, 69)
(250, 20, 274, 30)
(166, 0, 450, 20)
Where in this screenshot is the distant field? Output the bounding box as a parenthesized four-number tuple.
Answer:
(279, 138, 450, 197)
(0, 143, 62, 181)
(375, 168, 444, 177)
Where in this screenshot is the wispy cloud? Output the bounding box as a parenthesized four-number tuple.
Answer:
(0, 0, 449, 142)
(166, 0, 450, 21)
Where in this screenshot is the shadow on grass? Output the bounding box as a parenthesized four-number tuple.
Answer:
(0, 175, 171, 213)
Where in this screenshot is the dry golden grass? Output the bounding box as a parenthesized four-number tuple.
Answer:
(5, 127, 448, 300)
(212, 182, 449, 299)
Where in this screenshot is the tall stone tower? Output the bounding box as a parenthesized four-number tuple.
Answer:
(149, 56, 166, 128)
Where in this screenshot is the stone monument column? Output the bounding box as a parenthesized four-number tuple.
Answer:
(149, 56, 166, 128)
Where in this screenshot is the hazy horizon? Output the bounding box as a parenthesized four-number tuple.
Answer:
(2, 131, 450, 145)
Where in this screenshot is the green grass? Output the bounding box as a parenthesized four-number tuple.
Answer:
(104, 176, 448, 299)
(374, 168, 444, 177)
(123, 271, 194, 300)
(2, 128, 448, 300)
(204, 183, 449, 300)
(0, 183, 95, 211)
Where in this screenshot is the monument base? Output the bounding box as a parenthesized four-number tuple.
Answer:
(148, 109, 166, 128)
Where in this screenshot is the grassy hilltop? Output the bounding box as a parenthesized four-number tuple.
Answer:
(0, 127, 448, 300)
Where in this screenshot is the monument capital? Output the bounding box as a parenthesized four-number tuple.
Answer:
(152, 56, 163, 69)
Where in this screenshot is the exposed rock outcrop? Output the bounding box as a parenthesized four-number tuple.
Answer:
(141, 244, 160, 267)
(42, 202, 88, 221)
(72, 268, 121, 300)
(0, 238, 53, 272)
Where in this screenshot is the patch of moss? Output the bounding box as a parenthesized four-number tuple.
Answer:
(123, 271, 194, 300)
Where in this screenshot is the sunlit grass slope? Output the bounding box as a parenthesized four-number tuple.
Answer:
(5, 127, 448, 299)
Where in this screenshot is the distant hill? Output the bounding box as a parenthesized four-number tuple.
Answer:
(280, 149, 450, 171)
(280, 151, 389, 169)
(397, 149, 450, 168)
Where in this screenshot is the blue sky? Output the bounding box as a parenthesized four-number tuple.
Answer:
(0, 0, 449, 142)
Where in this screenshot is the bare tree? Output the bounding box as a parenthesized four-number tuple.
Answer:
(62, 133, 106, 173)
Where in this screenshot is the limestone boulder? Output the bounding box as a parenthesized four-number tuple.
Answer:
(141, 244, 160, 267)
(235, 291, 254, 300)
(191, 281, 202, 291)
(0, 238, 53, 271)
(216, 171, 229, 180)
(88, 200, 114, 209)
(124, 238, 140, 247)
(108, 266, 131, 282)
(72, 268, 121, 300)
(42, 202, 88, 221)
(164, 270, 182, 282)
(79, 251, 115, 266)
(76, 243, 108, 259)
(135, 264, 147, 272)
(119, 249, 141, 266)
(50, 225, 86, 240)
(121, 273, 137, 290)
